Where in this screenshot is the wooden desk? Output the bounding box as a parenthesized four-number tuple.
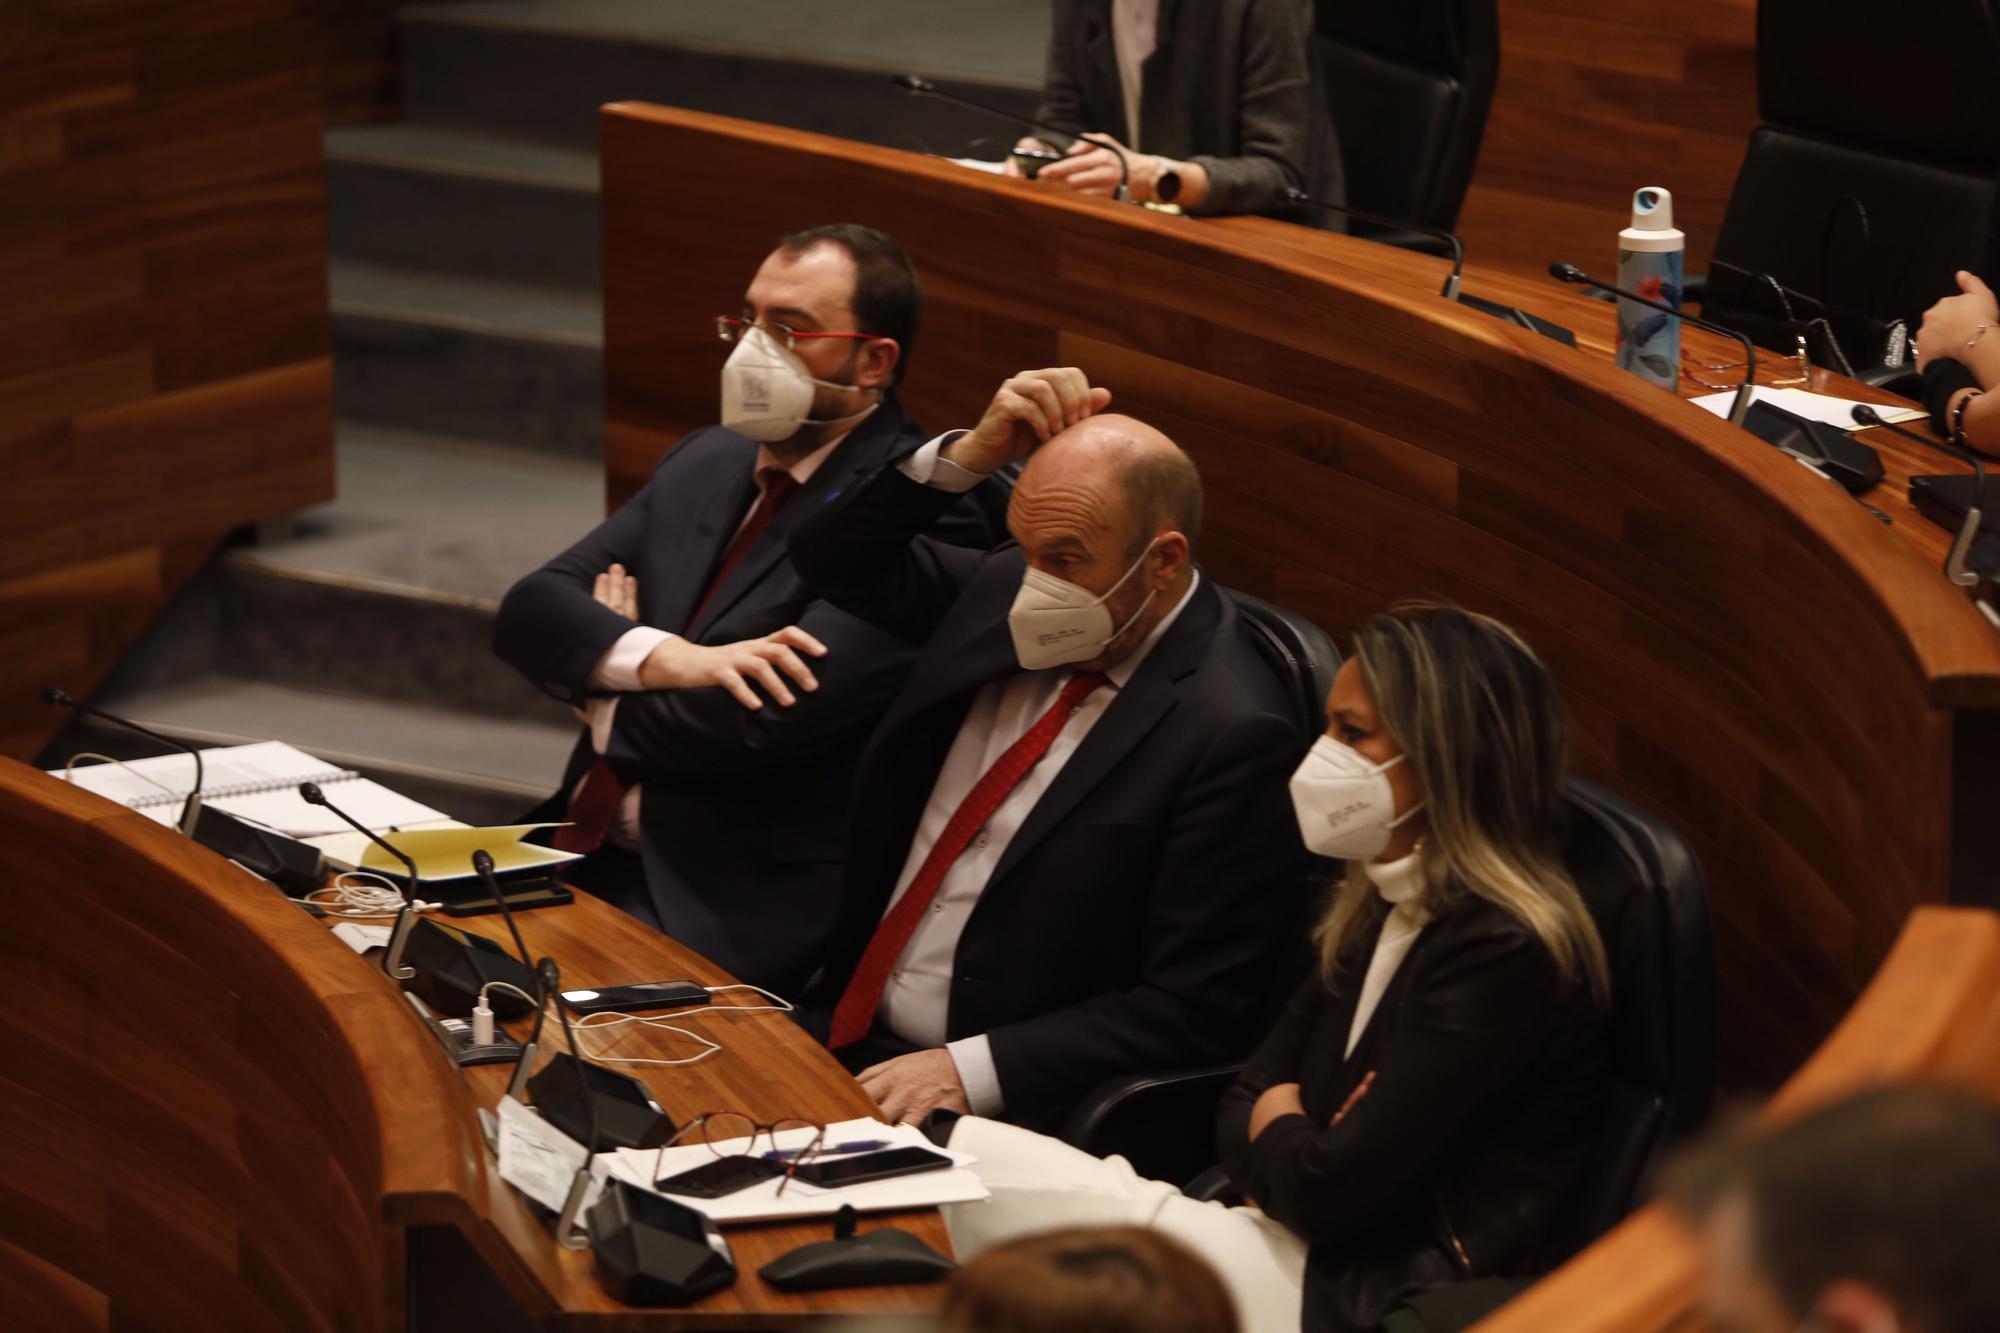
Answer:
(0, 757, 947, 1330)
(1472, 904, 2000, 1333)
(600, 105, 2000, 1090)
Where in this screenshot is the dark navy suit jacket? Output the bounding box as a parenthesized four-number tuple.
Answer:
(789, 455, 1315, 1131)
(493, 397, 1007, 993)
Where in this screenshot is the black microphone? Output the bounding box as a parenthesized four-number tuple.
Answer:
(42, 687, 205, 834)
(472, 849, 532, 967)
(1285, 187, 1464, 300)
(299, 780, 421, 981)
(1854, 404, 1989, 589)
(894, 73, 1130, 203)
(1550, 260, 1757, 426)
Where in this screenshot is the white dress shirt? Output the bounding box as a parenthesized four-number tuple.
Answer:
(877, 434, 1199, 1114)
(1345, 852, 1432, 1058)
(1112, 0, 1159, 149)
(579, 430, 851, 848)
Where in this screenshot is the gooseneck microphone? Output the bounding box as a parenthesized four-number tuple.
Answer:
(547, 957, 599, 1252)
(893, 73, 1131, 203)
(42, 687, 206, 834)
(1549, 261, 1757, 426)
(472, 849, 532, 966)
(1285, 187, 1465, 300)
(1854, 404, 1989, 589)
(299, 781, 420, 981)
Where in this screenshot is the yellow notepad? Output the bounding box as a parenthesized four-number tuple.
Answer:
(310, 823, 580, 883)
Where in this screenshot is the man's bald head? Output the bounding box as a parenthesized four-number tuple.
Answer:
(1007, 412, 1202, 672)
(1014, 414, 1203, 559)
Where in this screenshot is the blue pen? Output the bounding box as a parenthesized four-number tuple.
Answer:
(762, 1138, 890, 1161)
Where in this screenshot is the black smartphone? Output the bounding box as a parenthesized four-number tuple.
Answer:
(560, 980, 711, 1015)
(790, 1145, 954, 1189)
(1010, 147, 1062, 180)
(655, 1153, 783, 1199)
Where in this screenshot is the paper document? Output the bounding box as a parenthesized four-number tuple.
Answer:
(495, 1095, 607, 1220)
(48, 739, 449, 834)
(1691, 386, 1926, 430)
(605, 1117, 989, 1224)
(310, 823, 581, 883)
(948, 156, 1009, 174)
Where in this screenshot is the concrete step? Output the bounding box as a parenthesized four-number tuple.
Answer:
(330, 261, 603, 459)
(38, 425, 608, 823)
(400, 0, 1048, 152)
(326, 124, 600, 291)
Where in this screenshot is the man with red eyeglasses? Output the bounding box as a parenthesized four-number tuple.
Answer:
(495, 224, 1008, 995)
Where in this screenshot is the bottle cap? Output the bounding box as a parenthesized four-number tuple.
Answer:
(1629, 187, 1675, 232)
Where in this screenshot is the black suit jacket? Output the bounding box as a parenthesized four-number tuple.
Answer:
(1218, 900, 1610, 1333)
(1037, 0, 1345, 224)
(790, 457, 1316, 1132)
(492, 398, 1006, 994)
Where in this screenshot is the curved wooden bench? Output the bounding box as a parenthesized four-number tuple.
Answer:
(0, 757, 950, 1328)
(1474, 905, 2000, 1331)
(600, 104, 2000, 1088)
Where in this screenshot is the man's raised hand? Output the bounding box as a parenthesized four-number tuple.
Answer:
(942, 367, 1112, 475)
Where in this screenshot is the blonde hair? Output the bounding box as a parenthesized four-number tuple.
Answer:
(1313, 602, 1610, 1005)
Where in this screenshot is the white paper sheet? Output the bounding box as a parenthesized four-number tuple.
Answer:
(48, 739, 449, 834)
(494, 1094, 611, 1226)
(1691, 386, 1927, 430)
(605, 1117, 989, 1224)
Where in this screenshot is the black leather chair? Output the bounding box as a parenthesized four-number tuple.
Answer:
(1312, 0, 1500, 251)
(1543, 777, 1715, 1257)
(1702, 0, 2000, 372)
(1056, 590, 1340, 1188)
(1184, 777, 1716, 1255)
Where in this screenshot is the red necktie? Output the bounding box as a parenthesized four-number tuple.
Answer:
(828, 670, 1110, 1049)
(555, 467, 800, 856)
(690, 467, 799, 627)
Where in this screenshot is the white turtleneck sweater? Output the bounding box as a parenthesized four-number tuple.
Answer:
(1345, 853, 1432, 1058)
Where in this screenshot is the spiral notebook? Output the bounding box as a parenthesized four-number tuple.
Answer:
(51, 740, 448, 836)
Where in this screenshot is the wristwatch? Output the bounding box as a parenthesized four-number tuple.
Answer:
(1154, 159, 1182, 204)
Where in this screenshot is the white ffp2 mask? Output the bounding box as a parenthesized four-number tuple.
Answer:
(1288, 736, 1424, 860)
(1007, 539, 1162, 670)
(720, 325, 878, 442)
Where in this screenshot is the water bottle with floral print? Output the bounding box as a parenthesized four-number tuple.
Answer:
(1616, 187, 1685, 391)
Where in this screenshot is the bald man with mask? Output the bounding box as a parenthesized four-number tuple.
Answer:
(790, 368, 1314, 1132)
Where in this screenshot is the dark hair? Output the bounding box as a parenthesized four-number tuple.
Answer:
(775, 223, 921, 386)
(942, 1227, 1238, 1333)
(1664, 1084, 2000, 1333)
(1120, 446, 1204, 556)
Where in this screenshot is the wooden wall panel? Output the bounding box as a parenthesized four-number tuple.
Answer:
(601, 106, 2000, 1091)
(0, 0, 335, 762)
(1461, 0, 1760, 282)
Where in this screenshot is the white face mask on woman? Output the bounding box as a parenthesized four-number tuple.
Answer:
(719, 325, 879, 442)
(1287, 735, 1425, 860)
(1007, 538, 1162, 670)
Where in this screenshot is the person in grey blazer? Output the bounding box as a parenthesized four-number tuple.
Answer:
(1008, 0, 1345, 225)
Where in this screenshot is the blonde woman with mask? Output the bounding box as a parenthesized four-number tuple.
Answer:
(941, 604, 1613, 1333)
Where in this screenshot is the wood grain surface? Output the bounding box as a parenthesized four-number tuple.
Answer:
(1463, 0, 1759, 283)
(1472, 905, 2000, 1333)
(0, 756, 951, 1329)
(0, 0, 336, 762)
(600, 105, 2000, 1092)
